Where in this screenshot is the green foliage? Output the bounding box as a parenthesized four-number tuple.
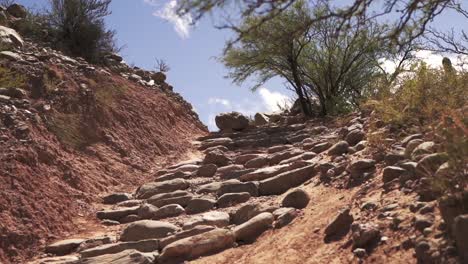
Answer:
(368, 64, 467, 126)
(0, 66, 27, 88)
(222, 1, 385, 116)
(369, 65, 468, 195)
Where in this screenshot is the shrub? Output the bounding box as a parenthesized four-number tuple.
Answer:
(0, 66, 26, 88)
(368, 62, 467, 195)
(46, 0, 118, 63)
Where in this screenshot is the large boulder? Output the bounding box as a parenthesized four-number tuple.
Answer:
(217, 192, 251, 208)
(259, 165, 316, 195)
(254, 113, 269, 126)
(136, 179, 189, 199)
(324, 208, 354, 239)
(0, 26, 23, 49)
(281, 188, 310, 209)
(183, 211, 230, 230)
(6, 4, 27, 18)
(120, 220, 179, 242)
(215, 112, 249, 131)
(45, 239, 85, 256)
(80, 240, 159, 258)
(233, 212, 274, 243)
(80, 249, 157, 264)
(159, 229, 235, 262)
(203, 149, 231, 167)
(327, 141, 349, 156)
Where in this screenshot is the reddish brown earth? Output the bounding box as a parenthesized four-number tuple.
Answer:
(0, 62, 207, 263)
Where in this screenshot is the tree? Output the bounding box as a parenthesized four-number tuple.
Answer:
(177, 0, 467, 52)
(47, 0, 118, 62)
(223, 2, 313, 116)
(223, 2, 385, 116)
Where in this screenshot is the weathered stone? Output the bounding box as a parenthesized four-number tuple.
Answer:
(327, 141, 349, 156)
(80, 249, 157, 264)
(45, 239, 85, 255)
(197, 164, 217, 177)
(159, 229, 234, 262)
(411, 141, 436, 159)
(245, 156, 269, 168)
(233, 212, 274, 243)
(382, 166, 406, 183)
(151, 204, 185, 220)
(281, 188, 310, 209)
(259, 165, 316, 195)
(137, 204, 159, 219)
(218, 180, 258, 197)
(120, 220, 179, 242)
(217, 192, 251, 208)
(199, 138, 233, 150)
(197, 182, 222, 194)
(183, 211, 230, 230)
(215, 112, 249, 131)
(324, 208, 354, 238)
(76, 236, 114, 252)
(267, 145, 292, 154)
(119, 214, 141, 224)
(234, 154, 263, 165)
(414, 215, 433, 231)
(136, 179, 189, 199)
(0, 87, 27, 100)
(148, 195, 192, 208)
(103, 193, 132, 204)
(346, 130, 365, 146)
(6, 4, 27, 18)
(80, 240, 159, 258)
(401, 134, 423, 146)
(351, 223, 381, 248)
(269, 148, 303, 165)
(185, 198, 215, 214)
(404, 139, 424, 158)
(0, 50, 22, 61)
(231, 204, 264, 225)
(159, 225, 216, 249)
(203, 149, 231, 167)
(96, 206, 140, 221)
(273, 208, 298, 229)
(347, 159, 376, 174)
(240, 164, 290, 182)
(415, 153, 449, 178)
(0, 26, 24, 50)
(156, 171, 191, 182)
(254, 113, 269, 126)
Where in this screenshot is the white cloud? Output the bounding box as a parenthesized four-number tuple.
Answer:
(144, 0, 193, 39)
(258, 87, 291, 112)
(208, 97, 231, 107)
(380, 50, 468, 73)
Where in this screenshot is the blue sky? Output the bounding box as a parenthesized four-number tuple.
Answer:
(17, 0, 293, 131)
(15, 0, 468, 130)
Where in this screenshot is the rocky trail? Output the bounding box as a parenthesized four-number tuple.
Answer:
(30, 112, 466, 264)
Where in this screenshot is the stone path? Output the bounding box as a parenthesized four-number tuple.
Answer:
(30, 113, 464, 264)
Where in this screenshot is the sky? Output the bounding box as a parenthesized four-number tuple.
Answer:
(15, 0, 468, 130)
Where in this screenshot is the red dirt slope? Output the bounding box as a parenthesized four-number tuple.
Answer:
(0, 57, 207, 263)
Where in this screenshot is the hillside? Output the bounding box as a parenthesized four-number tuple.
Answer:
(29, 111, 466, 264)
(0, 11, 207, 263)
(0, 3, 467, 264)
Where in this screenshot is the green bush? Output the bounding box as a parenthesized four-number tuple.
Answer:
(368, 63, 467, 194)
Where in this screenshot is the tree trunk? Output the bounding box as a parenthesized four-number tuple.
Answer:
(290, 58, 312, 117)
